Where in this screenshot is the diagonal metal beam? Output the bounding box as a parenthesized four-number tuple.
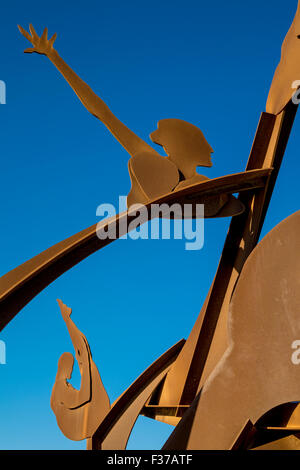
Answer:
(158, 101, 298, 410)
(0, 169, 268, 331)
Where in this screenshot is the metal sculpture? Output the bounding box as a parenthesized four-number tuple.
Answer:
(0, 1, 300, 451)
(164, 210, 300, 449)
(51, 300, 110, 441)
(1, 169, 268, 331)
(266, 1, 300, 115)
(17, 26, 207, 203)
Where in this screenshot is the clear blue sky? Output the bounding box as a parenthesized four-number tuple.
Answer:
(0, 0, 299, 450)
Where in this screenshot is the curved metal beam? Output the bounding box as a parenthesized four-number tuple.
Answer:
(91, 339, 185, 449)
(0, 169, 271, 331)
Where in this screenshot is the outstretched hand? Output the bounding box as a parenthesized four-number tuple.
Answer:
(18, 24, 57, 56)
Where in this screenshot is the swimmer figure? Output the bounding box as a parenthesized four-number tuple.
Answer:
(18, 24, 215, 207)
(51, 299, 110, 441)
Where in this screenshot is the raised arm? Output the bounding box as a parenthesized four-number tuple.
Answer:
(18, 24, 158, 159)
(55, 299, 91, 409)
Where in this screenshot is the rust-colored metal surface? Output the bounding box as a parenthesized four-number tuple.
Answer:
(230, 405, 300, 450)
(18, 25, 219, 207)
(50, 299, 184, 448)
(159, 8, 299, 436)
(1, 4, 299, 450)
(165, 210, 300, 449)
(0, 169, 270, 332)
(266, 1, 300, 115)
(51, 300, 110, 440)
(157, 104, 296, 411)
(91, 340, 185, 449)
(252, 435, 300, 451)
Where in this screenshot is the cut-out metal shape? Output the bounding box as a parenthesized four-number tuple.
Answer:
(0, 169, 271, 332)
(51, 299, 185, 448)
(18, 24, 239, 216)
(165, 210, 300, 449)
(92, 340, 185, 450)
(51, 300, 110, 440)
(1, 6, 297, 450)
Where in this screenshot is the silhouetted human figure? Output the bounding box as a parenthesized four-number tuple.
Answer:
(51, 300, 110, 441)
(18, 24, 214, 206)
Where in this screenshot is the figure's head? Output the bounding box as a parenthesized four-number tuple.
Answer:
(57, 352, 74, 381)
(150, 119, 213, 179)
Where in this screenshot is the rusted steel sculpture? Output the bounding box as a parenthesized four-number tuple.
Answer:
(0, 169, 267, 332)
(0, 1, 300, 451)
(51, 300, 110, 441)
(17, 25, 226, 209)
(266, 0, 300, 115)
